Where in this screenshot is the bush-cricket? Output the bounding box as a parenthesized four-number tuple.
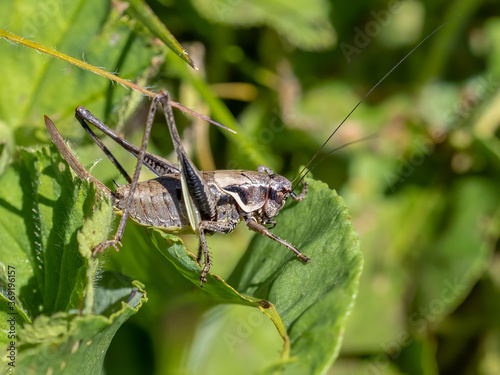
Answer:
(44, 22, 450, 286)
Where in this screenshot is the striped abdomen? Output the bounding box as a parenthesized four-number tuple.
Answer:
(113, 175, 192, 233)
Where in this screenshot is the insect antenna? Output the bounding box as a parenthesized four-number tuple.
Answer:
(304, 133, 379, 179)
(291, 19, 455, 193)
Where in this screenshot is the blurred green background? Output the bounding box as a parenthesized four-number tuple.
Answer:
(1, 0, 500, 374)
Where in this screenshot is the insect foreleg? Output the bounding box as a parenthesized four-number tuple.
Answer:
(244, 217, 311, 263)
(291, 182, 308, 202)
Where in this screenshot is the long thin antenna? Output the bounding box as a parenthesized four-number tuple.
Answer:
(291, 19, 456, 191)
(305, 134, 379, 176)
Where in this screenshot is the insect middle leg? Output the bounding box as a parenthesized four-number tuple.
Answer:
(197, 221, 237, 284)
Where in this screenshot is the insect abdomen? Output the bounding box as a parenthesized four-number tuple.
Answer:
(114, 176, 192, 233)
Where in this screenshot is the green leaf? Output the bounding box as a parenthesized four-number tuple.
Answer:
(12, 281, 145, 375)
(0, 145, 95, 318)
(149, 230, 263, 306)
(149, 177, 362, 373)
(228, 178, 362, 373)
(0, 144, 146, 372)
(229, 180, 363, 373)
(191, 0, 336, 50)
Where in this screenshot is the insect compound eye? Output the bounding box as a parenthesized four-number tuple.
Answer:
(274, 191, 284, 204)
